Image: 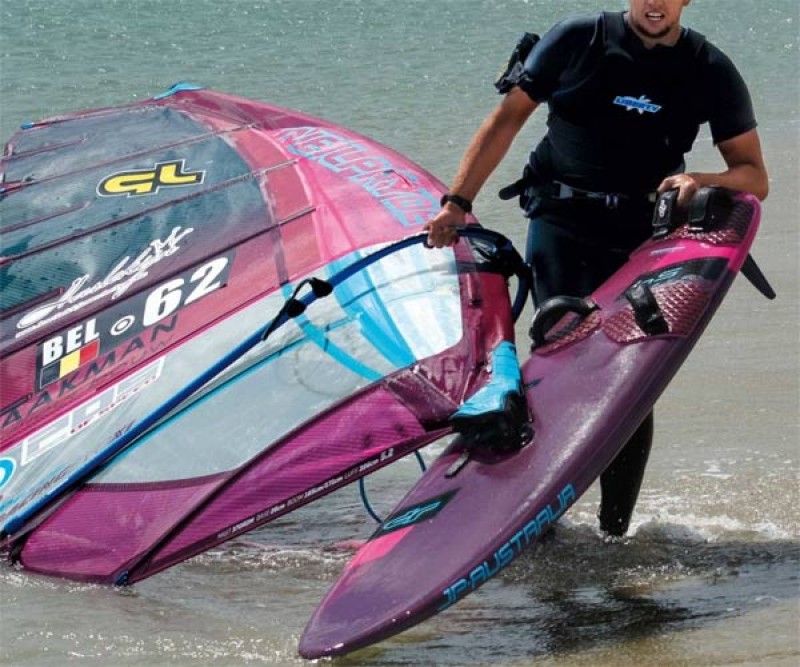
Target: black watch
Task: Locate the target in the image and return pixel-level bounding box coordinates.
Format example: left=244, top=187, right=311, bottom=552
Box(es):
left=440, top=193, right=473, bottom=213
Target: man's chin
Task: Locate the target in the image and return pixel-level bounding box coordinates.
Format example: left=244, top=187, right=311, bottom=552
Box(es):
left=632, top=20, right=673, bottom=40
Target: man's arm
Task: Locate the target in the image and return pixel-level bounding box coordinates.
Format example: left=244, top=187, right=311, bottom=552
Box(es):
left=659, top=128, right=769, bottom=206
left=425, top=88, right=540, bottom=247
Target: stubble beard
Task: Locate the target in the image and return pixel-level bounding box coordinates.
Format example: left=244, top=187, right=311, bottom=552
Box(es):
left=630, top=17, right=674, bottom=41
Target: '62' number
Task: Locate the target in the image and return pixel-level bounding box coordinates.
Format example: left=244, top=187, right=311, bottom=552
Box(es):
left=142, top=257, right=230, bottom=326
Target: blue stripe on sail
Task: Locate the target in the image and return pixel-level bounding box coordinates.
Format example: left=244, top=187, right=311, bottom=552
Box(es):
left=279, top=283, right=385, bottom=382
left=327, top=250, right=416, bottom=369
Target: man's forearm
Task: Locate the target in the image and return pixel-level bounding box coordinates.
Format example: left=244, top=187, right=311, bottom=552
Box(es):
left=448, top=90, right=539, bottom=203
left=689, top=163, right=769, bottom=201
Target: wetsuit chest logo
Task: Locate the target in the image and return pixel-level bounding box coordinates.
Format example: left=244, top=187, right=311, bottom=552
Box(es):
left=613, top=95, right=662, bottom=115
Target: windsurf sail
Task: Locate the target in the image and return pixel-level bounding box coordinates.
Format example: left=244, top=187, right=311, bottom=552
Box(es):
left=0, top=86, right=525, bottom=584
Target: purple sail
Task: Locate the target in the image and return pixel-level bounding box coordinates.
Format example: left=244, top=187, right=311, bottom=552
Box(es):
left=0, top=87, right=516, bottom=584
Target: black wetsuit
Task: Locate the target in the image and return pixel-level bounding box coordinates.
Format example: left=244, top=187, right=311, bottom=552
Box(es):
left=513, top=11, right=757, bottom=535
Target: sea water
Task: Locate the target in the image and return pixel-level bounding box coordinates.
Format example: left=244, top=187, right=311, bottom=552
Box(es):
left=1, top=1, right=798, bottom=665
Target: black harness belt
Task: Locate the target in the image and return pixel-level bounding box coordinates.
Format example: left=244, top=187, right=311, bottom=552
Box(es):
left=499, top=175, right=657, bottom=210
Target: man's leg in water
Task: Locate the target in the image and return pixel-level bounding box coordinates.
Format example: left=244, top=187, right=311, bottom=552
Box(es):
left=527, top=208, right=653, bottom=537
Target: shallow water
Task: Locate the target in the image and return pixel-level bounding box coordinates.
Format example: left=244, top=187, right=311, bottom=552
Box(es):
left=2, top=1, right=798, bottom=665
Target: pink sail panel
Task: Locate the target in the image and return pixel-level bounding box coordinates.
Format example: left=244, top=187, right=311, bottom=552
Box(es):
left=0, top=86, right=452, bottom=541
left=17, top=384, right=441, bottom=583
left=15, top=255, right=515, bottom=583
left=3, top=86, right=520, bottom=584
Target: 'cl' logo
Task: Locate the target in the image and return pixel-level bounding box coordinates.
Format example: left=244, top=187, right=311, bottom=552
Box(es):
left=98, top=159, right=205, bottom=197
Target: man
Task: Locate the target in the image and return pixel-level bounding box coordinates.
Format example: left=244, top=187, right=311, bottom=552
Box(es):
left=426, top=0, right=768, bottom=537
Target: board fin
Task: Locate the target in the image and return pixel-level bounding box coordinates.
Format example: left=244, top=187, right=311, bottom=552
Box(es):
left=741, top=254, right=776, bottom=300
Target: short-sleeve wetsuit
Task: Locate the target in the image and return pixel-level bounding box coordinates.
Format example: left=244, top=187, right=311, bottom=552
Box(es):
left=516, top=10, right=757, bottom=294
left=511, top=11, right=757, bottom=535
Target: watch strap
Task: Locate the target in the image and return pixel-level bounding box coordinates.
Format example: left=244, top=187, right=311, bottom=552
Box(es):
left=440, top=193, right=473, bottom=213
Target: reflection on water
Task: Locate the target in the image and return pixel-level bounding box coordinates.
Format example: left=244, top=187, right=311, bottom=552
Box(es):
left=334, top=520, right=799, bottom=666
left=1, top=490, right=798, bottom=666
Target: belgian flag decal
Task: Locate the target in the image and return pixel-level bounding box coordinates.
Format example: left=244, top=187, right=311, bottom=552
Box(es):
left=39, top=339, right=101, bottom=388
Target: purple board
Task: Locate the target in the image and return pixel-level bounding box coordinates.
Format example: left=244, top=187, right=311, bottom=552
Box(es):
left=299, top=193, right=764, bottom=658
